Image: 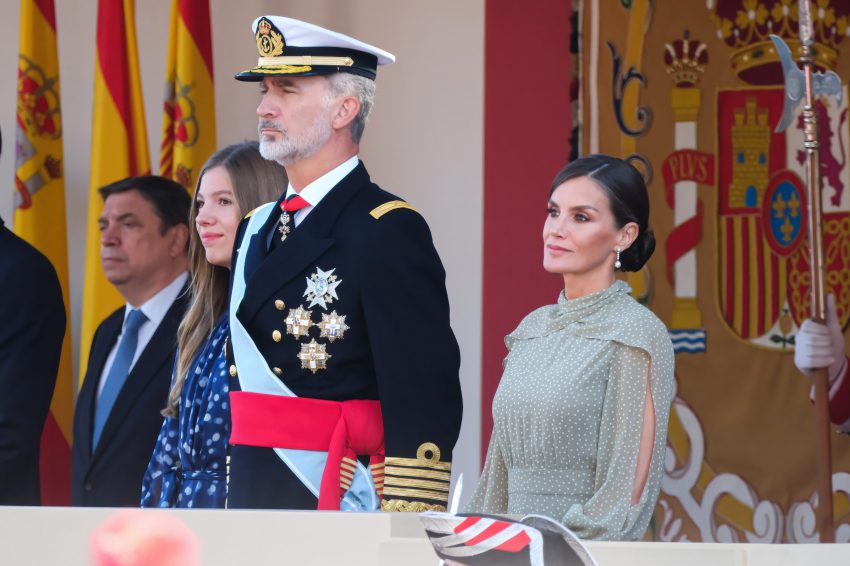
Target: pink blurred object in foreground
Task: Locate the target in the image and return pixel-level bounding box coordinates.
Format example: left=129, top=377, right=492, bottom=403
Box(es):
left=90, top=510, right=200, bottom=566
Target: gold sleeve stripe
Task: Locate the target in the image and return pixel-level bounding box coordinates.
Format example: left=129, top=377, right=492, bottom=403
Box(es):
left=384, top=477, right=449, bottom=492
left=340, top=469, right=354, bottom=481
left=382, top=487, right=449, bottom=503
left=381, top=499, right=446, bottom=512
left=384, top=466, right=451, bottom=482
left=385, top=457, right=451, bottom=471
left=369, top=200, right=418, bottom=219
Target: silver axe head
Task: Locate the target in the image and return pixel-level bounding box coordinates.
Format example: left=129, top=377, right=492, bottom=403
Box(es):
left=771, top=34, right=843, bottom=133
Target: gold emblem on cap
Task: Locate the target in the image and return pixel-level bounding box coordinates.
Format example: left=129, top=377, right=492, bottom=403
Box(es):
left=256, top=17, right=285, bottom=58
left=298, top=339, right=331, bottom=374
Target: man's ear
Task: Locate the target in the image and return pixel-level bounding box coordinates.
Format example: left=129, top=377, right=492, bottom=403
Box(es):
left=332, top=95, right=360, bottom=132
left=169, top=224, right=190, bottom=257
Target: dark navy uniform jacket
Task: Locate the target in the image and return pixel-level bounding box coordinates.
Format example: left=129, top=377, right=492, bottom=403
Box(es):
left=227, top=162, right=463, bottom=511
left=0, top=218, right=65, bottom=505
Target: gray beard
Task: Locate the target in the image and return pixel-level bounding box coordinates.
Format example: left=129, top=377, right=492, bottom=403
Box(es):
left=258, top=116, right=332, bottom=167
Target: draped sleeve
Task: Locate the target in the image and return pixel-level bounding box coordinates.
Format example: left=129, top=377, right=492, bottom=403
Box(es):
left=140, top=414, right=181, bottom=507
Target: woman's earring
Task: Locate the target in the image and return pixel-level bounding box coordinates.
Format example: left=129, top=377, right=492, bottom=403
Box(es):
left=614, top=247, right=622, bottom=270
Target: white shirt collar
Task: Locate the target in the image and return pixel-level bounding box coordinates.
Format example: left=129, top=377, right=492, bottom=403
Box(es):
left=284, top=155, right=360, bottom=206
left=125, top=271, right=188, bottom=327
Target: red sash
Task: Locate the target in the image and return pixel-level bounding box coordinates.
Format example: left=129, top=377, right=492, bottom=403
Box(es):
left=230, top=392, right=385, bottom=510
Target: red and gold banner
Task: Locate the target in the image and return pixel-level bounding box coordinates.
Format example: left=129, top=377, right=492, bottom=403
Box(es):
left=13, top=0, right=72, bottom=505
left=160, top=0, right=216, bottom=190
left=79, top=0, right=150, bottom=378
left=577, top=0, right=850, bottom=542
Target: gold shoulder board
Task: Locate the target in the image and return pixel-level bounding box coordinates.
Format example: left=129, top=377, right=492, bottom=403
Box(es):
left=370, top=200, right=418, bottom=219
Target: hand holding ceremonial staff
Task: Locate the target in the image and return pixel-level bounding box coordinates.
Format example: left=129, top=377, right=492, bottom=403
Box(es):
left=771, top=0, right=844, bottom=543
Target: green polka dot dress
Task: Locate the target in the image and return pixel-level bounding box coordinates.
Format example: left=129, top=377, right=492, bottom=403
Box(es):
left=466, top=280, right=675, bottom=541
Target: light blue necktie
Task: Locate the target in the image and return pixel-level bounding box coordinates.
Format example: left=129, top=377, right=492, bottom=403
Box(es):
left=93, top=308, right=147, bottom=448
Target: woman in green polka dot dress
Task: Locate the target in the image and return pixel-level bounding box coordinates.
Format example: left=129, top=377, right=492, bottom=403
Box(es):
left=467, top=154, right=675, bottom=541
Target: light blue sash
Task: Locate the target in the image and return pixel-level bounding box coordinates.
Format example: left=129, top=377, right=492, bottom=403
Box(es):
left=229, top=203, right=378, bottom=511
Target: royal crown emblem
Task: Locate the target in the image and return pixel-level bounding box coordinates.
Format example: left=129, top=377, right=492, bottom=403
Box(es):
left=664, top=31, right=709, bottom=87
left=256, top=17, right=285, bottom=58
left=708, top=0, right=850, bottom=84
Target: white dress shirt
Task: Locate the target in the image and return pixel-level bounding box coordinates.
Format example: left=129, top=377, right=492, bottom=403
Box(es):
left=285, top=155, right=360, bottom=226
left=96, top=272, right=189, bottom=398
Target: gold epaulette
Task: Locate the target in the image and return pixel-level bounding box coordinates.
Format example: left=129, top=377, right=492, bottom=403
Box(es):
left=243, top=205, right=264, bottom=219
left=381, top=442, right=450, bottom=512
left=369, top=200, right=418, bottom=219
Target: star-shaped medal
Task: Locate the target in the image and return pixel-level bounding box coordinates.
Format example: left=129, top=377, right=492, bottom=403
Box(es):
left=298, top=339, right=331, bottom=374
left=285, top=306, right=314, bottom=339
left=318, top=311, right=349, bottom=342
left=304, top=267, right=342, bottom=309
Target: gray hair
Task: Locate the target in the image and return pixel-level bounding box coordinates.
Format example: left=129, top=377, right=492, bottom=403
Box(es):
left=325, top=73, right=375, bottom=143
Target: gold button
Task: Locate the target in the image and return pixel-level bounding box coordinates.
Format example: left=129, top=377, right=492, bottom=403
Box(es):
left=273, top=367, right=282, bottom=376
left=229, top=365, right=237, bottom=377
left=272, top=330, right=282, bottom=342
left=275, top=299, right=285, bottom=310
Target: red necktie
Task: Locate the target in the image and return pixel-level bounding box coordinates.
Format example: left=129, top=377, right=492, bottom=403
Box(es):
left=282, top=194, right=310, bottom=213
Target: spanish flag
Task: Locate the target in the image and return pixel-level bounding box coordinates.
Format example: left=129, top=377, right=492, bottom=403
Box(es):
left=79, top=0, right=150, bottom=378
left=13, top=0, right=72, bottom=505
left=160, top=0, right=216, bottom=190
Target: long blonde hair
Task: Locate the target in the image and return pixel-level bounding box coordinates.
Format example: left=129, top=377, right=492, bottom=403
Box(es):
left=163, top=141, right=287, bottom=417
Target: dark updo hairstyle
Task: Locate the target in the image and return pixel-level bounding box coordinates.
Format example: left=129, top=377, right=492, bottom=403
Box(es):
left=549, top=154, right=656, bottom=272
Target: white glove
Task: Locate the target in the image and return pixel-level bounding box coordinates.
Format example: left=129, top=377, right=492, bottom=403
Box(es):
left=794, top=294, right=847, bottom=383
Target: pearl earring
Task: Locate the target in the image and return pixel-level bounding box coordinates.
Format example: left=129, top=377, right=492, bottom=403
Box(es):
left=614, top=247, right=622, bottom=270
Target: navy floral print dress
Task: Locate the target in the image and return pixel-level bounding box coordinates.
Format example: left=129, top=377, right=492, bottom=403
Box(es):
left=141, top=314, right=230, bottom=508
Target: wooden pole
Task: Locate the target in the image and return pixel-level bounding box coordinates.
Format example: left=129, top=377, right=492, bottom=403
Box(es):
left=798, top=0, right=834, bottom=543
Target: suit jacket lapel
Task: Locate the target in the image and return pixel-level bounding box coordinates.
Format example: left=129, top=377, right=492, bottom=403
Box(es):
left=91, top=289, right=190, bottom=460
left=77, top=310, right=123, bottom=459
left=236, top=163, right=370, bottom=324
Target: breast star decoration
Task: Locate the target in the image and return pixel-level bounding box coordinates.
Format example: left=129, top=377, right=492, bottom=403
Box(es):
left=304, top=267, right=341, bottom=309
left=298, top=339, right=331, bottom=374
left=285, top=306, right=314, bottom=339
left=318, top=311, right=349, bottom=342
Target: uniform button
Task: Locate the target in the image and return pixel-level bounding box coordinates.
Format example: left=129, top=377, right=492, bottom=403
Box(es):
left=275, top=299, right=285, bottom=310
left=272, top=330, right=282, bottom=342
left=84, top=482, right=93, bottom=492
left=229, top=365, right=237, bottom=377
left=273, top=367, right=282, bottom=376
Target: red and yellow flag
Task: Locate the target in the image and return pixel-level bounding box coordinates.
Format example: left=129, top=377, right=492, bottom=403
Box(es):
left=13, top=0, right=72, bottom=505
left=80, top=0, right=150, bottom=378
left=160, top=0, right=216, bottom=190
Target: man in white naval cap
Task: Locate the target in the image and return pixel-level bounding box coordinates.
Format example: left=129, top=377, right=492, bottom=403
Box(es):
left=226, top=15, right=463, bottom=512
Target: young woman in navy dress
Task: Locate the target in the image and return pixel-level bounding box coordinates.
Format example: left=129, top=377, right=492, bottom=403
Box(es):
left=141, top=142, right=286, bottom=507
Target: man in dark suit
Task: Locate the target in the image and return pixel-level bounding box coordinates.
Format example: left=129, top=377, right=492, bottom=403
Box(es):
left=0, top=216, right=65, bottom=505
left=72, top=176, right=190, bottom=506
left=226, top=16, right=463, bottom=512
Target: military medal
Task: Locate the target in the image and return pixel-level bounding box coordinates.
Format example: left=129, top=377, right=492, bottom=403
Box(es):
left=278, top=211, right=291, bottom=242
left=304, top=267, right=342, bottom=309
left=318, top=311, right=349, bottom=342
left=298, top=339, right=331, bottom=374
left=285, top=306, right=314, bottom=339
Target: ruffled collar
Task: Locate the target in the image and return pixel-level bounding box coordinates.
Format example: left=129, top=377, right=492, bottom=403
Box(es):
left=553, top=279, right=632, bottom=324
